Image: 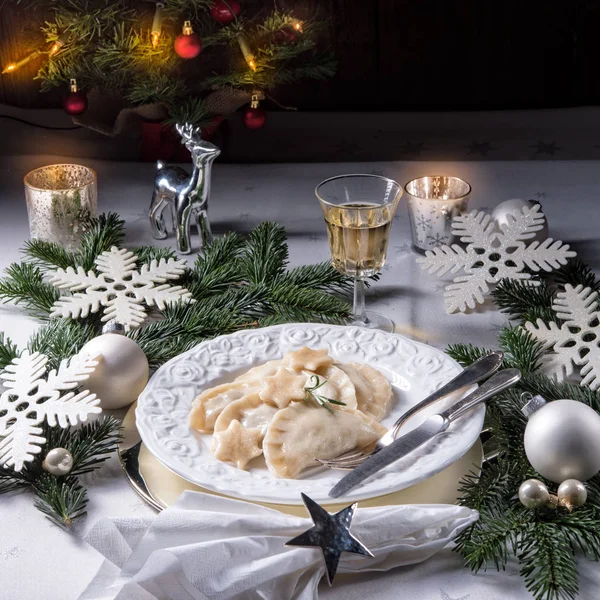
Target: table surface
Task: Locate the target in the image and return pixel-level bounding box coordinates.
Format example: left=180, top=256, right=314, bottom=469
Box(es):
left=1, top=155, right=599, bottom=600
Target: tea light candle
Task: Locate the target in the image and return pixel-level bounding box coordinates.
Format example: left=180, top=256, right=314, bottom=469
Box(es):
left=404, top=175, right=471, bottom=253
left=24, top=164, right=97, bottom=250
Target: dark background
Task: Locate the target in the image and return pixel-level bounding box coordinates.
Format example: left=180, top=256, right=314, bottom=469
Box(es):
left=1, top=0, right=598, bottom=112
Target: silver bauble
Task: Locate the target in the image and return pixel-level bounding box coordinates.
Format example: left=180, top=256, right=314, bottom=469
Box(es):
left=80, top=333, right=149, bottom=410
left=42, top=447, right=74, bottom=476
left=524, top=399, right=600, bottom=483
left=518, top=479, right=550, bottom=509
left=557, top=479, right=587, bottom=510
left=491, top=199, right=549, bottom=243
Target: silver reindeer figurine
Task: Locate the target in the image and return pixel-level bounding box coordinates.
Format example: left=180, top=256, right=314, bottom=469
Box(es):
left=149, top=123, right=221, bottom=254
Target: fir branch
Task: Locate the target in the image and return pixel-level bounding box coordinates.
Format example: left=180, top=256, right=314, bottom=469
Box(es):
left=0, top=332, right=20, bottom=370
left=76, top=213, right=126, bottom=270
left=492, top=279, right=555, bottom=324
left=267, top=283, right=350, bottom=324
left=498, top=326, right=546, bottom=373
left=456, top=505, right=526, bottom=573
left=23, top=239, right=77, bottom=271
left=164, top=97, right=212, bottom=127
left=33, top=474, right=88, bottom=528
left=133, top=245, right=178, bottom=266
left=242, top=222, right=288, bottom=285
left=520, top=372, right=600, bottom=413
left=446, top=343, right=490, bottom=368
left=127, top=71, right=187, bottom=105
left=280, top=262, right=352, bottom=294
left=270, top=54, right=337, bottom=85
left=0, top=262, right=60, bottom=317
left=554, top=257, right=600, bottom=292
left=28, top=319, right=98, bottom=370
left=64, top=416, right=121, bottom=475
left=1, top=416, right=120, bottom=526
left=518, top=521, right=580, bottom=600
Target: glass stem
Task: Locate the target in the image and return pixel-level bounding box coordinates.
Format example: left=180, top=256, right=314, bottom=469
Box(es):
left=353, top=278, right=369, bottom=325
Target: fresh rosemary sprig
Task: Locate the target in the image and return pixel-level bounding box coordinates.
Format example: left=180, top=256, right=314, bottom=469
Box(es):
left=303, top=375, right=346, bottom=414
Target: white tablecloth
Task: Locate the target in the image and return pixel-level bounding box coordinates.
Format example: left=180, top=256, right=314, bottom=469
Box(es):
left=1, top=155, right=599, bottom=600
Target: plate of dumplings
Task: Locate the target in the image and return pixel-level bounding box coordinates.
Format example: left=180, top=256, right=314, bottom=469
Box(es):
left=136, top=324, right=485, bottom=504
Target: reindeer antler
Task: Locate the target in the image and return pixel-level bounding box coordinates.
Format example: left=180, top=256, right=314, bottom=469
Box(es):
left=176, top=122, right=203, bottom=145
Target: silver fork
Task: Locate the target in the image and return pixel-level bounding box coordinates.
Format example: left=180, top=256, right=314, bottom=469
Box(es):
left=317, top=351, right=503, bottom=470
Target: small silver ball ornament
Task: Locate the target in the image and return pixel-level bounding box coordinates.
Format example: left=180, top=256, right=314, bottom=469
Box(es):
left=557, top=479, right=587, bottom=511
left=491, top=199, right=549, bottom=243
left=519, top=479, right=550, bottom=508
left=42, top=447, right=74, bottom=476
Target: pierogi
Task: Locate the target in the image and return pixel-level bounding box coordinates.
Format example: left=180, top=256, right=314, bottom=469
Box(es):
left=189, top=346, right=393, bottom=478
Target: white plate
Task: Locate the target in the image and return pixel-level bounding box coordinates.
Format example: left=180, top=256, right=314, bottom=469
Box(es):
left=136, top=324, right=484, bottom=505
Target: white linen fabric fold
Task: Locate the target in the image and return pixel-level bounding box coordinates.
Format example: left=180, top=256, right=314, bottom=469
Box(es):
left=78, top=491, right=478, bottom=600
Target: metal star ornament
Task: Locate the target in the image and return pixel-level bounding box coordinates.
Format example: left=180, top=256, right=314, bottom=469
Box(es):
left=285, top=493, right=373, bottom=585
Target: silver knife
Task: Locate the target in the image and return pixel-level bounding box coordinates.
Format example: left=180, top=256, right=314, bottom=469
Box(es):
left=328, top=368, right=521, bottom=498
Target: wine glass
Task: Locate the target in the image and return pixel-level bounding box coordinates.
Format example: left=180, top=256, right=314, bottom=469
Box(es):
left=316, top=174, right=402, bottom=332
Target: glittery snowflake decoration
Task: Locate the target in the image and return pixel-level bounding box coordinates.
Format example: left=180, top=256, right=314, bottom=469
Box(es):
left=417, top=205, right=576, bottom=313
left=526, top=284, right=600, bottom=390
left=0, top=351, right=101, bottom=471
left=49, top=247, right=192, bottom=331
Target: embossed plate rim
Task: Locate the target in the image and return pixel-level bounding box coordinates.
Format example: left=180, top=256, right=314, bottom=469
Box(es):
left=136, top=323, right=484, bottom=505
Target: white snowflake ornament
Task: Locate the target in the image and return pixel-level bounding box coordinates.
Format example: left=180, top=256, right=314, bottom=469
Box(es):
left=417, top=205, right=576, bottom=313
left=0, top=351, right=101, bottom=471
left=526, top=284, right=600, bottom=390
left=49, top=247, right=192, bottom=331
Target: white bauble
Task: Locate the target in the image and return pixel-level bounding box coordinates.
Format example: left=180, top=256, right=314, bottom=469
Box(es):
left=491, top=199, right=549, bottom=243
left=524, top=399, right=600, bottom=483
left=80, top=333, right=149, bottom=409
left=518, top=479, right=550, bottom=509
left=557, top=479, right=587, bottom=510
left=43, top=447, right=74, bottom=476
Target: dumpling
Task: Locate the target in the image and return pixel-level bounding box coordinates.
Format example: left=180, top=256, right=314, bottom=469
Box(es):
left=189, top=381, right=258, bottom=432
left=258, top=367, right=308, bottom=408
left=211, top=420, right=263, bottom=469
left=234, top=359, right=285, bottom=383
left=283, top=347, right=334, bottom=373
left=336, top=362, right=392, bottom=421
left=258, top=365, right=357, bottom=410
left=263, top=403, right=387, bottom=478
left=305, top=365, right=357, bottom=411
left=214, top=393, right=278, bottom=439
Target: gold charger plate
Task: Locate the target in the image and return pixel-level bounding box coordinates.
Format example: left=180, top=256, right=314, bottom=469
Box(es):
left=121, top=402, right=483, bottom=517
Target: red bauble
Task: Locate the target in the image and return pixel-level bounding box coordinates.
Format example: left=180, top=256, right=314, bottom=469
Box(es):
left=174, top=32, right=202, bottom=58
left=274, top=28, right=297, bottom=45
left=210, top=0, right=241, bottom=24
left=243, top=106, right=266, bottom=129
left=63, top=90, right=88, bottom=116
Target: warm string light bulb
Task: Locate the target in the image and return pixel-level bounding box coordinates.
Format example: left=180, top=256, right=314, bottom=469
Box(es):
left=237, top=35, right=256, bottom=71
left=292, top=20, right=303, bottom=32
left=49, top=35, right=67, bottom=57
left=2, top=50, right=42, bottom=74
left=151, top=1, right=164, bottom=48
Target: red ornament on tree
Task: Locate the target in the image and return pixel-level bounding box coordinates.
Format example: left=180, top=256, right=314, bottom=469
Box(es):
left=274, top=27, right=297, bottom=45
left=243, top=94, right=266, bottom=129
left=174, top=20, right=202, bottom=59
left=63, top=78, right=87, bottom=116
left=210, top=0, right=241, bottom=25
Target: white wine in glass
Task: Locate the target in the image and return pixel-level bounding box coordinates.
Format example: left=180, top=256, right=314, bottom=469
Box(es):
left=316, top=175, right=402, bottom=332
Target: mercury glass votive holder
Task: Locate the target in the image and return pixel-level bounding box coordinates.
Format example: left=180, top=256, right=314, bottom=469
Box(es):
left=405, top=175, right=471, bottom=253
left=24, top=164, right=97, bottom=250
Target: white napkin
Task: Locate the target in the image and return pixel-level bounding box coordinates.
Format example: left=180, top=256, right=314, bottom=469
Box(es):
left=79, top=491, right=478, bottom=600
